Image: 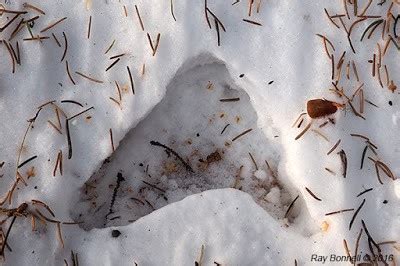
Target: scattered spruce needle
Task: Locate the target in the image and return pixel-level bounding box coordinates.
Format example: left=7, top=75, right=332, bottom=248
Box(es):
left=170, top=0, right=177, bottom=21
left=87, top=15, right=92, bottom=39
left=17, top=155, right=37, bottom=168
left=284, top=195, right=299, bottom=218
left=65, top=61, right=76, bottom=85
left=105, top=58, right=121, bottom=72
left=40, top=17, right=67, bottom=33
left=75, top=71, right=103, bottom=83
left=356, top=187, right=373, bottom=197
left=349, top=199, right=365, bottom=230
left=23, top=3, right=45, bottom=15
left=127, top=66, right=135, bottom=94
left=52, top=33, right=62, bottom=47
left=135, top=5, right=145, bottom=31
left=242, top=18, right=262, bottom=26
left=305, top=187, right=322, bottom=201
left=232, top=128, right=253, bottom=142
left=327, top=139, right=341, bottom=155
left=104, top=39, right=115, bottom=54
left=295, top=122, right=311, bottom=140
left=61, top=32, right=68, bottom=62
left=325, top=208, right=354, bottom=216
left=109, top=128, right=115, bottom=152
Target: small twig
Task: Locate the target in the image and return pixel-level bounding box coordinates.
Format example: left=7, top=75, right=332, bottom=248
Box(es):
left=150, top=141, right=194, bottom=172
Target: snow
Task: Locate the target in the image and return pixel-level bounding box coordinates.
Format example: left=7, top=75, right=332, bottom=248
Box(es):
left=0, top=0, right=399, bottom=265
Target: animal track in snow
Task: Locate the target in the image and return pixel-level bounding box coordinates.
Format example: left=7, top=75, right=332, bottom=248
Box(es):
left=72, top=60, right=297, bottom=230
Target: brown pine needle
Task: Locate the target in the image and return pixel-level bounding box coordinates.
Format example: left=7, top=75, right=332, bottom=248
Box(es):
left=324, top=8, right=340, bottom=29
left=109, top=128, right=115, bottom=152
left=23, top=3, right=45, bottom=15
left=232, top=128, right=253, bottom=142
left=105, top=58, right=120, bottom=72
left=248, top=152, right=258, bottom=170
left=52, top=33, right=61, bottom=47
left=48, top=120, right=62, bottom=134
left=337, top=149, right=348, bottom=178
left=360, top=0, right=372, bottom=16
left=352, top=60, right=359, bottom=82
left=311, top=129, right=329, bottom=142
left=65, top=60, right=76, bottom=85
left=75, top=71, right=103, bottom=83
left=23, top=36, right=50, bottom=41
left=127, top=66, right=135, bottom=94
left=325, top=208, right=354, bottom=216
left=152, top=33, right=161, bottom=56
left=53, top=151, right=62, bottom=176
left=123, top=5, right=128, bottom=17
left=135, top=5, right=145, bottom=31
left=109, top=53, right=125, bottom=60
left=104, top=39, right=115, bottom=54
left=61, top=32, right=68, bottom=62
left=115, top=81, right=122, bottom=101
left=327, top=139, right=341, bottom=155
left=384, top=65, right=389, bottom=87
left=141, top=63, right=146, bottom=76
left=4, top=41, right=15, bottom=73
left=295, top=122, right=312, bottom=140
left=242, top=18, right=262, bottom=26
left=292, top=113, right=306, bottom=127
left=146, top=33, right=155, bottom=52
left=343, top=0, right=350, bottom=19
left=170, top=0, right=177, bottom=21
left=87, top=15, right=92, bottom=39
left=305, top=187, right=322, bottom=201
left=349, top=199, right=365, bottom=230
left=248, top=0, right=254, bottom=16
left=325, top=167, right=336, bottom=175
left=40, top=17, right=67, bottom=33
left=343, top=239, right=352, bottom=263
left=284, top=195, right=299, bottom=218
left=32, top=200, right=56, bottom=217
left=56, top=222, right=65, bottom=248
left=109, top=97, right=122, bottom=109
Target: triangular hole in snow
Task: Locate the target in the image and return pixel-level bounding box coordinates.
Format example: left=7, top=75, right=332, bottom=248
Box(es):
left=71, top=58, right=297, bottom=230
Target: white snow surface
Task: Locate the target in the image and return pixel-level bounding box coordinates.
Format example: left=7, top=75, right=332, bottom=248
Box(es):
left=0, top=0, right=399, bottom=265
